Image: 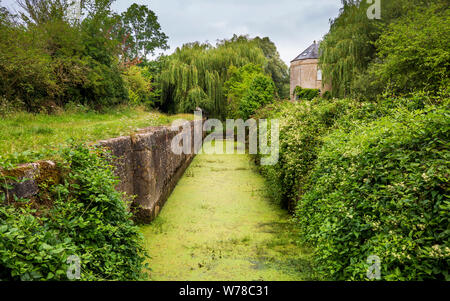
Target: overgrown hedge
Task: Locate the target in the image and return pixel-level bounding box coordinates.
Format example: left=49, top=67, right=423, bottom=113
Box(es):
left=298, top=104, right=449, bottom=280
left=254, top=95, right=449, bottom=280
left=293, top=86, right=320, bottom=101
left=0, top=144, right=148, bottom=281
left=253, top=98, right=363, bottom=210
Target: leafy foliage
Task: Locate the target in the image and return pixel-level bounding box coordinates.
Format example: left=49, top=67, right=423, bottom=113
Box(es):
left=0, top=0, right=168, bottom=112
left=254, top=95, right=450, bottom=280
left=320, top=0, right=449, bottom=99
left=297, top=101, right=450, bottom=280
left=158, top=35, right=288, bottom=118
left=293, top=86, right=320, bottom=101
left=253, top=98, right=362, bottom=210
left=16, top=0, right=72, bottom=25
left=319, top=0, right=378, bottom=98
left=368, top=3, right=450, bottom=96
left=252, top=36, right=289, bottom=98
left=122, top=65, right=155, bottom=107
left=224, top=63, right=275, bottom=119
left=238, top=74, right=275, bottom=120
left=0, top=205, right=77, bottom=280
left=120, top=3, right=169, bottom=60
left=159, top=39, right=267, bottom=118
left=0, top=144, right=148, bottom=280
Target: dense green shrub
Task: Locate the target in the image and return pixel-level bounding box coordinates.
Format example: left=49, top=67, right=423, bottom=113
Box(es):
left=0, top=204, right=79, bottom=281
left=0, top=1, right=168, bottom=112
left=293, top=86, right=320, bottom=101
left=297, top=103, right=449, bottom=280
left=238, top=74, right=275, bottom=120
left=0, top=144, right=148, bottom=280
left=122, top=66, right=152, bottom=106
left=0, top=23, right=58, bottom=111
left=224, top=64, right=263, bottom=119
left=254, top=94, right=449, bottom=280
left=322, top=91, right=332, bottom=100
left=253, top=98, right=361, bottom=210
left=82, top=60, right=128, bottom=108
left=224, top=64, right=275, bottom=119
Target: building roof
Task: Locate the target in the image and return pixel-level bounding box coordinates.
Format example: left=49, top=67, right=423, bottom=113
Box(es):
left=291, top=41, right=319, bottom=62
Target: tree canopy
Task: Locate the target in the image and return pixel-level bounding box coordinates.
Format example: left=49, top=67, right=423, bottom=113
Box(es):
left=370, top=3, right=449, bottom=95
left=157, top=35, right=286, bottom=119
left=120, top=3, right=169, bottom=60
left=319, top=0, right=449, bottom=99
left=319, top=0, right=378, bottom=98
left=158, top=38, right=267, bottom=118
left=0, top=0, right=169, bottom=111
left=224, top=63, right=275, bottom=119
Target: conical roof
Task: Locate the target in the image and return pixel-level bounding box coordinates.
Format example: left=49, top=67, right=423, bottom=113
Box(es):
left=291, top=41, right=319, bottom=62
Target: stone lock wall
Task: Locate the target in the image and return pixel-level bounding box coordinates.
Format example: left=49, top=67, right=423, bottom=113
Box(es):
left=2, top=119, right=204, bottom=223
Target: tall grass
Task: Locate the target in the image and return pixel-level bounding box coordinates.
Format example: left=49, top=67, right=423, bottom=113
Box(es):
left=0, top=106, right=193, bottom=164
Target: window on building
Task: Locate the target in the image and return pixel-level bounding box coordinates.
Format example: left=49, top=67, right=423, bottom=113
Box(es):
left=317, top=68, right=322, bottom=81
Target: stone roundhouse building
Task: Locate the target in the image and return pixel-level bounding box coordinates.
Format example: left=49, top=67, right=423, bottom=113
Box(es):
left=290, top=41, right=329, bottom=100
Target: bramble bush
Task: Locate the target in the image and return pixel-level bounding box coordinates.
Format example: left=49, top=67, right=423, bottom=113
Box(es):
left=254, top=94, right=449, bottom=280
left=293, top=86, right=320, bottom=101
left=297, top=103, right=449, bottom=280
left=0, top=144, right=148, bottom=281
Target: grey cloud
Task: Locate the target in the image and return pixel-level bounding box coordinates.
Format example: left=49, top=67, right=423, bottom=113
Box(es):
left=112, top=0, right=341, bottom=63
left=2, top=0, right=342, bottom=64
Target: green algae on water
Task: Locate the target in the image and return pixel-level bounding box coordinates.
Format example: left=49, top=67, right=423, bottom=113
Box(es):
left=140, top=141, right=313, bottom=281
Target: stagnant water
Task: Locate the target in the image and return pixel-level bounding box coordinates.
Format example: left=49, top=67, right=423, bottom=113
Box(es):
left=140, top=141, right=313, bottom=281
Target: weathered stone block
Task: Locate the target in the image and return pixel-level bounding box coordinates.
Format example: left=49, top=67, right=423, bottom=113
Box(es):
left=1, top=161, right=59, bottom=201
left=98, top=135, right=134, bottom=200
left=3, top=120, right=204, bottom=224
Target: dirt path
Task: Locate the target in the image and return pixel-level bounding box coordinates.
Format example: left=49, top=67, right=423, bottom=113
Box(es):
left=140, top=141, right=312, bottom=281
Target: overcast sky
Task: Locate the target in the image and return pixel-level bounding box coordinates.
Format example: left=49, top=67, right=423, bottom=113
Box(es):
left=2, top=0, right=342, bottom=65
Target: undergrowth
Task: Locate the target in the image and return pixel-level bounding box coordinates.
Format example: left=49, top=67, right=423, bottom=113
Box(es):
left=0, top=144, right=148, bottom=281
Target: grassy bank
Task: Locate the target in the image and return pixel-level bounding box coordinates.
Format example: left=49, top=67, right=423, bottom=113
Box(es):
left=141, top=141, right=313, bottom=281
left=0, top=106, right=193, bottom=163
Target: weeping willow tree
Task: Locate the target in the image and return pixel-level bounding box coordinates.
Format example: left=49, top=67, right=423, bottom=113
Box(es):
left=159, top=38, right=267, bottom=119
left=319, top=0, right=379, bottom=98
